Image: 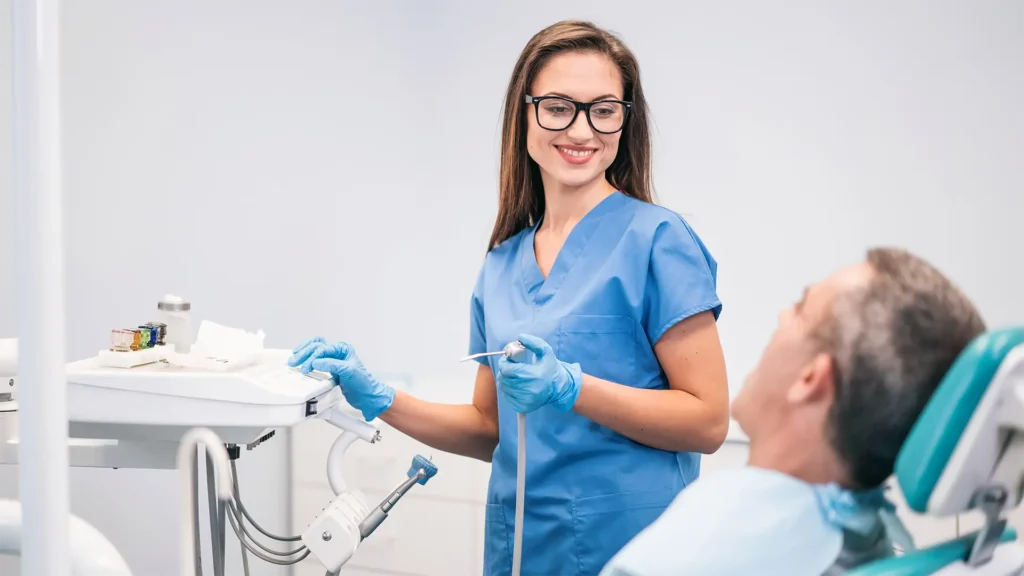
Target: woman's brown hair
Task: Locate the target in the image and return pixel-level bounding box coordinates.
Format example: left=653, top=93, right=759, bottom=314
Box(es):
left=488, top=20, right=654, bottom=250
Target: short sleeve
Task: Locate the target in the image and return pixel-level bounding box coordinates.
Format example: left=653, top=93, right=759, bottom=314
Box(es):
left=468, top=264, right=488, bottom=363
left=643, top=215, right=722, bottom=345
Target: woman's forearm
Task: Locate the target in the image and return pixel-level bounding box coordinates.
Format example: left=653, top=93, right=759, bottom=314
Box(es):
left=379, top=390, right=499, bottom=462
left=572, top=374, right=729, bottom=454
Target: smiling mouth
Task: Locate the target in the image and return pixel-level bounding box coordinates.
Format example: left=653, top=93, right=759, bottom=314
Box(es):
left=556, top=146, right=596, bottom=158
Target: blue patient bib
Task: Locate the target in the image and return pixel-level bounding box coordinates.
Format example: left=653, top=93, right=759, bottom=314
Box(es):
left=601, top=467, right=906, bottom=576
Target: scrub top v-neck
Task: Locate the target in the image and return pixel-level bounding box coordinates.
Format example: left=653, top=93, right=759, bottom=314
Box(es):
left=469, top=191, right=723, bottom=576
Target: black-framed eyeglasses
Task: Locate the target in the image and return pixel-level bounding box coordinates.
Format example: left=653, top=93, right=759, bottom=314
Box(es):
left=524, top=95, right=632, bottom=134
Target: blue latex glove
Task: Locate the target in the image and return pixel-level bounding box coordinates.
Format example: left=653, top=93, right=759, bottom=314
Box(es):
left=288, top=337, right=351, bottom=373
left=288, top=337, right=395, bottom=421
left=496, top=334, right=583, bottom=413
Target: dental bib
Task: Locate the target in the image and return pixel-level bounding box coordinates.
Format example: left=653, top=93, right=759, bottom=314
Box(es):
left=600, top=467, right=906, bottom=576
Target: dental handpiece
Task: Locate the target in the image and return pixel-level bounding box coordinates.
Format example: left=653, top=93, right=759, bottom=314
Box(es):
left=460, top=341, right=528, bottom=363
left=358, top=455, right=438, bottom=540
left=358, top=473, right=423, bottom=540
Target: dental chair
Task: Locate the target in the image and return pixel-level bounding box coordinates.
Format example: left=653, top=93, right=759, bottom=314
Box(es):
left=848, top=326, right=1024, bottom=575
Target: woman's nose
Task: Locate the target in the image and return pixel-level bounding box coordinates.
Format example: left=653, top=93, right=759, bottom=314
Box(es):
left=565, top=111, right=594, bottom=140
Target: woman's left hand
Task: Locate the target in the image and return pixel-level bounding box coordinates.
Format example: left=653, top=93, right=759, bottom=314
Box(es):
left=496, top=334, right=583, bottom=413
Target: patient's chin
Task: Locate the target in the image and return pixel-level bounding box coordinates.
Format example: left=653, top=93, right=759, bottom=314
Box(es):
left=730, top=393, right=751, bottom=429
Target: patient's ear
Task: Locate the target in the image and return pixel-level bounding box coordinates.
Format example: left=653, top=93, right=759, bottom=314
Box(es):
left=787, top=353, right=836, bottom=405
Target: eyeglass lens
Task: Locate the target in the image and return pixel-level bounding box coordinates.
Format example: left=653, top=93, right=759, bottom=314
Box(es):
left=536, top=98, right=626, bottom=133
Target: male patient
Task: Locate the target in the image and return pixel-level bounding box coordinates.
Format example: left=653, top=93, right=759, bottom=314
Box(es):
left=601, top=247, right=986, bottom=576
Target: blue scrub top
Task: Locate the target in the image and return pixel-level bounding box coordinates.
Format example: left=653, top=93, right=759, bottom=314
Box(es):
left=469, top=191, right=722, bottom=576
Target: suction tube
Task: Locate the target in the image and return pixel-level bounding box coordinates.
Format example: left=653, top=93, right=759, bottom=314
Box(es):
left=463, top=341, right=529, bottom=576
left=504, top=340, right=530, bottom=576
left=512, top=412, right=525, bottom=576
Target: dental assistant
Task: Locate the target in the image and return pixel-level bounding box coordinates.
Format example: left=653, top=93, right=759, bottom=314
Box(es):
left=289, top=20, right=730, bottom=576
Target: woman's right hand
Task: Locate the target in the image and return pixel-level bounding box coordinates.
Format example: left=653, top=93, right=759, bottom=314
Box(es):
left=288, top=337, right=396, bottom=421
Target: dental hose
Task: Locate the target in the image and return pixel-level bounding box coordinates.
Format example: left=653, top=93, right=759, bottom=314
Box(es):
left=463, top=341, right=529, bottom=576
left=512, top=411, right=526, bottom=576
left=505, top=341, right=529, bottom=576
left=189, top=440, right=309, bottom=573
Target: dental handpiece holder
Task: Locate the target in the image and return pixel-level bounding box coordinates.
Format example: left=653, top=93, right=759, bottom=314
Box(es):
left=303, top=401, right=438, bottom=573
left=301, top=454, right=438, bottom=574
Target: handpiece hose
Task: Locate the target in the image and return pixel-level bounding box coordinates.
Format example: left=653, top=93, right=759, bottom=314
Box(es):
left=460, top=341, right=529, bottom=576
left=512, top=412, right=526, bottom=576
left=506, top=341, right=528, bottom=576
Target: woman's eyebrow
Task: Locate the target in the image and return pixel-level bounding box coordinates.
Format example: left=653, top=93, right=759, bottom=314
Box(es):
left=541, top=91, right=622, bottom=101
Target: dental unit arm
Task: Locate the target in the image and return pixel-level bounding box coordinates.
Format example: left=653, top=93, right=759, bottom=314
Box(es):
left=850, top=327, right=1024, bottom=576
left=296, top=399, right=439, bottom=574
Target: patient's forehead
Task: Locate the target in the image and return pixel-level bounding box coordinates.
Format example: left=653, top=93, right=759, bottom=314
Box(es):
left=800, top=262, right=874, bottom=325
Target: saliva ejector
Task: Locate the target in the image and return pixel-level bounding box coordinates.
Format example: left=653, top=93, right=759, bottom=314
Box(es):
left=461, top=340, right=530, bottom=576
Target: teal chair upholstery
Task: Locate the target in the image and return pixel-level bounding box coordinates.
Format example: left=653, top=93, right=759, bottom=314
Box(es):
left=896, top=327, right=1024, bottom=514
left=847, top=529, right=1018, bottom=576
left=847, top=327, right=1024, bottom=575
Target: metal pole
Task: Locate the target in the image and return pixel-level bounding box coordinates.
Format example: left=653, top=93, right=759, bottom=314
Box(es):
left=12, top=0, right=70, bottom=574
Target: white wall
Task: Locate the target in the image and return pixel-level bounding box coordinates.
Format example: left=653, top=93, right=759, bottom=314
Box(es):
left=0, top=1, right=1021, bottom=575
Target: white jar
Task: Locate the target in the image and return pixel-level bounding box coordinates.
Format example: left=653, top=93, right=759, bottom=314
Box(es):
left=157, top=294, right=194, bottom=354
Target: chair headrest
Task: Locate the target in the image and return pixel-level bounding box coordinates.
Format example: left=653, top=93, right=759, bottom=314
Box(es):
left=895, top=326, right=1024, bottom=515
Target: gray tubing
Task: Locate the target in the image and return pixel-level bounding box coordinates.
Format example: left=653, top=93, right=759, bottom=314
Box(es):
left=234, top=495, right=302, bottom=541
left=229, top=457, right=300, bottom=542
left=192, top=449, right=203, bottom=576
left=224, top=501, right=311, bottom=566
left=512, top=412, right=525, bottom=576
left=232, top=476, right=302, bottom=541
left=206, top=450, right=226, bottom=576
left=224, top=462, right=306, bottom=558
left=217, top=487, right=226, bottom=574
left=227, top=501, right=307, bottom=557
left=193, top=444, right=307, bottom=571
left=230, top=460, right=251, bottom=576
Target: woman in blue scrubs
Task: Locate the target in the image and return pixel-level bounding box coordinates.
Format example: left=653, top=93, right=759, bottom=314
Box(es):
left=290, top=20, right=729, bottom=576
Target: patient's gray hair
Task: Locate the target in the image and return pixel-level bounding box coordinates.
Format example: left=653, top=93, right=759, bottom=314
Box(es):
left=814, top=247, right=986, bottom=489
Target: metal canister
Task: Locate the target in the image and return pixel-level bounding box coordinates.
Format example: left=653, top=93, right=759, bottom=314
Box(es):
left=157, top=295, right=193, bottom=354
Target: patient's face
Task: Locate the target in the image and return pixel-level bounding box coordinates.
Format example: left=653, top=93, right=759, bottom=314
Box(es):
left=733, top=263, right=873, bottom=438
